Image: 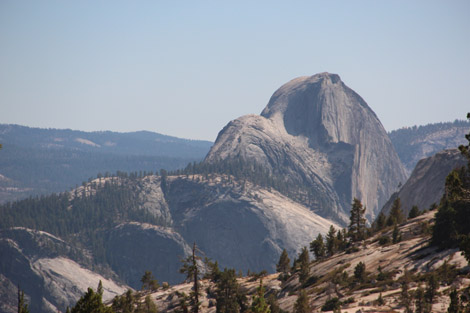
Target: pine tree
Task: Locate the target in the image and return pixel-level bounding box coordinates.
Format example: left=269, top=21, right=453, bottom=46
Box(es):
left=71, top=283, right=113, bottom=313
left=97, top=280, right=103, bottom=296
left=180, top=243, right=201, bottom=313
left=17, top=286, right=29, bottom=313
left=425, top=273, right=439, bottom=306
left=460, top=235, right=470, bottom=266
left=377, top=265, right=386, bottom=281
left=432, top=198, right=458, bottom=248
left=326, top=225, right=337, bottom=256
left=458, top=112, right=470, bottom=167
left=349, top=198, right=366, bottom=242
left=251, top=279, right=270, bottom=313
left=408, top=205, right=421, bottom=219
left=309, top=234, right=325, bottom=259
left=354, top=262, right=366, bottom=283
left=136, top=295, right=158, bottom=313
left=447, top=288, right=461, bottom=313
left=204, top=258, right=221, bottom=282
left=178, top=292, right=190, bottom=313
left=267, top=294, right=282, bottom=313
left=322, top=297, right=341, bottom=312
left=392, top=224, right=401, bottom=243
left=294, top=290, right=310, bottom=313
left=388, top=197, right=404, bottom=225
left=276, top=249, right=290, bottom=274
left=375, top=212, right=387, bottom=231
left=112, top=289, right=135, bottom=313
left=215, top=268, right=243, bottom=313
left=401, top=271, right=412, bottom=313
left=141, top=271, right=159, bottom=291
left=431, top=116, right=470, bottom=260
left=415, top=287, right=425, bottom=313
left=336, top=229, right=347, bottom=251
left=298, top=247, right=310, bottom=284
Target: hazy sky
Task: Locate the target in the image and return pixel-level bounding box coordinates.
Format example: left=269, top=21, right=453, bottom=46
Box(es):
left=1, top=1, right=469, bottom=141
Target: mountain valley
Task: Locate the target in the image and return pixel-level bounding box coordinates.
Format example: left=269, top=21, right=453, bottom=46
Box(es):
left=1, top=73, right=469, bottom=313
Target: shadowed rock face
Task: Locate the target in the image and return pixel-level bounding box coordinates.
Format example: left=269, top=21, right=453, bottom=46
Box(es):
left=206, top=73, right=406, bottom=222
left=381, top=149, right=467, bottom=217
left=105, top=222, right=192, bottom=288
left=0, top=228, right=128, bottom=313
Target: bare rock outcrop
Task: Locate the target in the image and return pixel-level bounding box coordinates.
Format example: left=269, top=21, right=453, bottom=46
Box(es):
left=164, top=175, right=339, bottom=274
left=381, top=149, right=467, bottom=217
left=206, top=73, right=406, bottom=222
left=0, top=228, right=128, bottom=313
left=0, top=172, right=341, bottom=313
left=146, top=211, right=469, bottom=313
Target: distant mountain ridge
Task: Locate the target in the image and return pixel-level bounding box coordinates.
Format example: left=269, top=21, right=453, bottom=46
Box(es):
left=0, top=124, right=212, bottom=157
left=0, top=124, right=213, bottom=203
left=389, top=119, right=469, bottom=174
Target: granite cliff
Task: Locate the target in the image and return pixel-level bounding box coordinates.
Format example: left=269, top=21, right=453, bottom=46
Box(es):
left=0, top=228, right=128, bottom=313
left=205, top=73, right=406, bottom=222
left=381, top=149, right=467, bottom=217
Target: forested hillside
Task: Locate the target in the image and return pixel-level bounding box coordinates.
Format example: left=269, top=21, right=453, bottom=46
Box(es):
left=0, top=124, right=212, bottom=203
left=76, top=120, right=470, bottom=313
left=0, top=176, right=167, bottom=265
left=0, top=169, right=338, bottom=312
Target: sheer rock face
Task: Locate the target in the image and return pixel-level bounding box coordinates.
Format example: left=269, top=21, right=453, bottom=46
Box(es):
left=206, top=73, right=406, bottom=221
left=0, top=228, right=128, bottom=313
left=381, top=149, right=467, bottom=217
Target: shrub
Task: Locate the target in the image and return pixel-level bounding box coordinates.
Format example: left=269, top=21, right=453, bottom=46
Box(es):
left=354, top=262, right=366, bottom=282
left=302, top=275, right=319, bottom=288
left=346, top=246, right=360, bottom=254
left=378, top=235, right=391, bottom=245
left=342, top=297, right=355, bottom=305
left=408, top=205, right=421, bottom=219
left=321, top=297, right=341, bottom=312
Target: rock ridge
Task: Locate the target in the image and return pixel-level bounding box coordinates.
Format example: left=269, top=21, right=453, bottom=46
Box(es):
left=205, top=73, right=406, bottom=221
left=381, top=148, right=467, bottom=217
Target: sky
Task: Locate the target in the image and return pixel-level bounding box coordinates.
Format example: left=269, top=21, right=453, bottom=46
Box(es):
left=1, top=1, right=469, bottom=141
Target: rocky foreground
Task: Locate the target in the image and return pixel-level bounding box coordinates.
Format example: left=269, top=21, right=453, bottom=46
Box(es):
left=135, top=210, right=468, bottom=313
